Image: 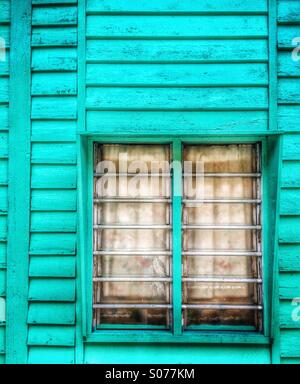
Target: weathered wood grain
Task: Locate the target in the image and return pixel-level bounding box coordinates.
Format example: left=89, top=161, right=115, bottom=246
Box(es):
left=31, top=120, right=76, bottom=142
left=32, top=97, right=77, bottom=119
left=32, top=6, right=77, bottom=26
left=279, top=244, right=300, bottom=272
left=28, top=303, right=75, bottom=325
left=31, top=189, right=77, bottom=211
left=281, top=162, right=300, bottom=188
left=28, top=278, right=75, bottom=301
left=32, top=48, right=77, bottom=71
left=279, top=273, right=300, bottom=299
left=87, top=15, right=268, bottom=38
left=31, top=143, right=77, bottom=164
left=28, top=325, right=75, bottom=346
left=31, top=164, right=76, bottom=188
left=29, top=256, right=75, bottom=278
left=32, top=27, right=77, bottom=46
left=28, top=346, right=74, bottom=364
left=30, top=233, right=76, bottom=255
left=30, top=212, right=76, bottom=233
left=278, top=0, right=300, bottom=24
left=281, top=330, right=300, bottom=357
left=279, top=300, right=300, bottom=328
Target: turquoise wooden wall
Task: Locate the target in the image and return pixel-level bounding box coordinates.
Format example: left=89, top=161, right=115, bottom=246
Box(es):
left=0, top=0, right=299, bottom=363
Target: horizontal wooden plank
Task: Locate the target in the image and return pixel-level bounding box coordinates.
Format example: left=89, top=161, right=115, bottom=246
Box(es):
left=32, top=97, right=77, bottom=119
left=32, top=73, right=77, bottom=96
left=0, top=159, right=8, bottom=184
left=31, top=120, right=76, bottom=142
left=282, top=162, right=300, bottom=188
left=28, top=303, right=75, bottom=325
left=278, top=51, right=300, bottom=77
left=282, top=134, right=300, bottom=160
left=278, top=79, right=300, bottom=104
left=31, top=212, right=76, bottom=232
left=0, top=243, right=6, bottom=265
left=30, top=233, right=76, bottom=255
left=278, top=0, right=300, bottom=24
left=31, top=189, right=77, bottom=211
left=0, top=297, right=5, bottom=323
left=0, top=326, right=4, bottom=354
left=279, top=244, right=300, bottom=272
left=87, top=15, right=268, bottom=38
left=280, top=300, right=300, bottom=328
left=28, top=278, right=75, bottom=301
left=32, top=6, right=77, bottom=26
left=279, top=106, right=300, bottom=132
left=86, top=63, right=268, bottom=86
left=28, top=346, right=74, bottom=364
left=0, top=77, right=8, bottom=103
left=0, top=52, right=9, bottom=75
left=87, top=39, right=268, bottom=63
left=31, top=165, right=76, bottom=189
left=87, top=111, right=268, bottom=134
left=0, top=132, right=8, bottom=158
left=0, top=187, right=7, bottom=214
left=33, top=0, right=77, bottom=4
left=32, top=48, right=77, bottom=71
left=278, top=26, right=300, bottom=49
left=279, top=216, right=300, bottom=243
left=281, top=330, right=300, bottom=357
left=28, top=325, right=75, bottom=346
left=281, top=189, right=300, bottom=215
left=279, top=272, right=300, bottom=299
left=0, top=106, right=8, bottom=131
left=0, top=0, right=10, bottom=23
left=30, top=256, right=75, bottom=278
left=86, top=87, right=268, bottom=110
left=32, top=27, right=77, bottom=47
left=87, top=0, right=267, bottom=14
left=282, top=357, right=300, bottom=364
left=0, top=217, right=7, bottom=242
left=31, top=143, right=77, bottom=164
left=0, top=268, right=5, bottom=296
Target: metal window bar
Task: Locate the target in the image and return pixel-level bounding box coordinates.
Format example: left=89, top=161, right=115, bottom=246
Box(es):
left=93, top=143, right=172, bottom=329
left=182, top=143, right=263, bottom=331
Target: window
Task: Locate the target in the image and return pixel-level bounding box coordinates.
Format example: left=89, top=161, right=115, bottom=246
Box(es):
left=92, top=142, right=263, bottom=332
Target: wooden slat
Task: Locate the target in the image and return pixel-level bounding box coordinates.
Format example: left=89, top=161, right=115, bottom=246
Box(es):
left=278, top=79, right=300, bottom=104
left=282, top=358, right=300, bottom=364
left=282, top=162, right=300, bottom=188
left=28, top=278, right=75, bottom=301
left=33, top=0, right=77, bottom=4
left=280, top=300, right=300, bottom=328
left=31, top=189, right=77, bottom=211
left=87, top=111, right=268, bottom=134
left=87, top=39, right=268, bottom=63
left=31, top=143, right=77, bottom=164
left=86, top=63, right=268, bottom=86
left=28, top=325, right=75, bottom=346
left=0, top=52, right=9, bottom=76
left=0, top=78, right=9, bottom=103
left=0, top=132, right=8, bottom=158
left=86, top=87, right=268, bottom=110
left=31, top=212, right=76, bottom=232
left=31, top=120, right=77, bottom=142
left=279, top=106, right=300, bottom=132
left=87, top=0, right=267, bottom=14
left=282, top=135, right=300, bottom=160
left=278, top=0, right=300, bottom=24
left=0, top=243, right=6, bottom=265
left=32, top=73, right=77, bottom=96
left=0, top=217, right=7, bottom=242
left=32, top=48, right=77, bottom=71
left=0, top=106, right=9, bottom=131
left=28, top=303, right=75, bottom=325
left=28, top=346, right=74, bottom=364
left=0, top=326, right=5, bottom=354
left=32, top=97, right=77, bottom=119
left=0, top=26, right=9, bottom=47
left=32, top=27, right=77, bottom=47
left=278, top=26, right=300, bottom=49
left=279, top=244, right=300, bottom=272
left=281, top=189, right=300, bottom=215
left=0, top=268, right=5, bottom=296
left=29, top=256, right=75, bottom=278
left=279, top=273, right=300, bottom=299
left=30, top=233, right=76, bottom=255
left=0, top=0, right=10, bottom=23
left=279, top=217, right=300, bottom=243
left=0, top=297, right=5, bottom=323
left=32, top=6, right=77, bottom=26
left=31, top=165, right=76, bottom=189
left=0, top=187, right=8, bottom=214
left=0, top=159, right=8, bottom=184
left=281, top=330, right=300, bottom=357
left=278, top=51, right=300, bottom=77
left=87, top=15, right=268, bottom=38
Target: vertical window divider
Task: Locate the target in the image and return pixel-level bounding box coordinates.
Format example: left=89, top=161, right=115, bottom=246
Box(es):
left=172, top=140, right=183, bottom=335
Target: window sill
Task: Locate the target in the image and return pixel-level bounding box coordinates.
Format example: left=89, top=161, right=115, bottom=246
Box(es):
left=85, top=331, right=270, bottom=345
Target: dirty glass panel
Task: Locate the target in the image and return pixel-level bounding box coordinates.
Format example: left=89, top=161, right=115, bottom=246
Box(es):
left=93, top=144, right=172, bottom=329
left=182, top=144, right=263, bottom=330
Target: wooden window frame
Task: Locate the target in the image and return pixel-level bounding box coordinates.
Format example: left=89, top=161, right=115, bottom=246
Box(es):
left=78, top=134, right=279, bottom=345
